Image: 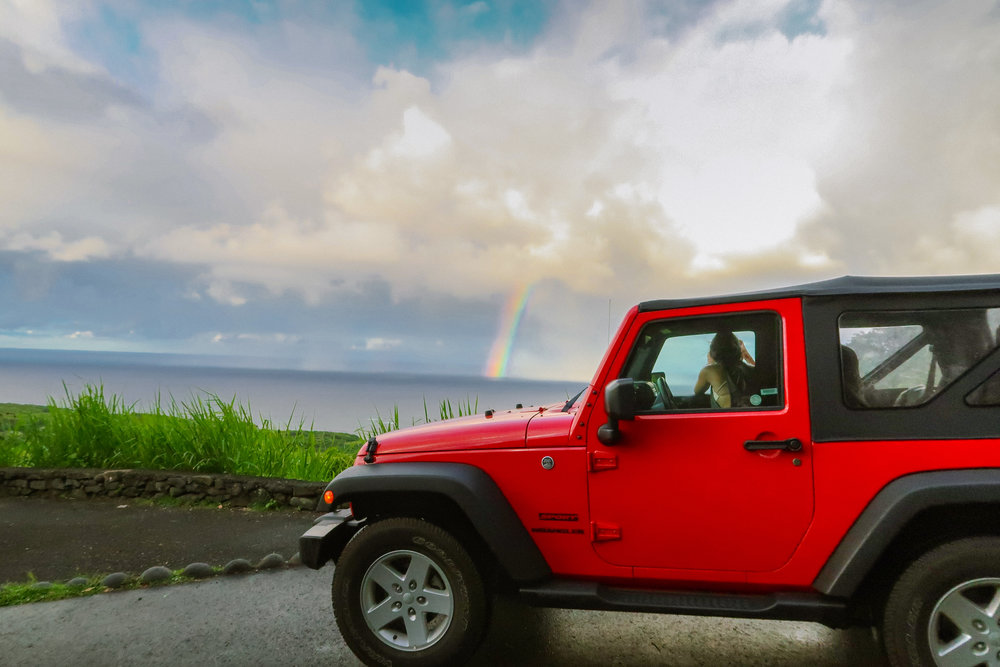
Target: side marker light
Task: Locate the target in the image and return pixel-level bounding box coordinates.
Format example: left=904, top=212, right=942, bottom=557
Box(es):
left=323, top=490, right=335, bottom=505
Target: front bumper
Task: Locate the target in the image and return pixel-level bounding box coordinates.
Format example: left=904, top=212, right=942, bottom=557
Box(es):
left=298, top=509, right=363, bottom=569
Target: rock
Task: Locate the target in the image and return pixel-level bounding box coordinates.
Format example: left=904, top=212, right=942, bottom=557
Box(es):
left=291, top=482, right=321, bottom=497
left=182, top=563, right=215, bottom=579
left=139, top=566, right=172, bottom=584
left=30, top=581, right=52, bottom=590
left=102, top=572, right=128, bottom=588
left=287, top=552, right=302, bottom=566
left=66, top=577, right=88, bottom=587
left=222, top=559, right=253, bottom=575
left=267, top=482, right=292, bottom=496
left=255, top=553, right=284, bottom=570
left=289, top=497, right=315, bottom=510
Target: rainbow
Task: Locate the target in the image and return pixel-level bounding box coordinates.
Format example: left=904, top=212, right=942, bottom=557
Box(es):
left=484, top=284, right=535, bottom=378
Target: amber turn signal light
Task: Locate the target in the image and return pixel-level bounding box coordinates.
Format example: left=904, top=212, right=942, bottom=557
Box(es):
left=323, top=490, right=334, bottom=505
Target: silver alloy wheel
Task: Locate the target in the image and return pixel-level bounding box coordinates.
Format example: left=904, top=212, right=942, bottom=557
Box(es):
left=928, top=577, right=1000, bottom=666
left=360, top=548, right=454, bottom=651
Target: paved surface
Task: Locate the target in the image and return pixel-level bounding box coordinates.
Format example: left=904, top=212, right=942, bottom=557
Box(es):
left=0, top=496, right=316, bottom=582
left=0, top=496, right=888, bottom=665
left=0, top=567, right=887, bottom=666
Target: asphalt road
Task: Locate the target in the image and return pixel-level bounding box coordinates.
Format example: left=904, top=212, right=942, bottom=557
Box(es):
left=0, top=496, right=316, bottom=583
left=1, top=566, right=887, bottom=666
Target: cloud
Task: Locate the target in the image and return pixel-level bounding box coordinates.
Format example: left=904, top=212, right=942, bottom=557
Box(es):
left=129, top=0, right=857, bottom=312
left=794, top=0, right=1000, bottom=275
left=1, top=0, right=999, bottom=380
left=3, top=231, right=111, bottom=262
left=355, top=338, right=403, bottom=352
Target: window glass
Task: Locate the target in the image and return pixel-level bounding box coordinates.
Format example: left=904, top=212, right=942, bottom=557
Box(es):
left=839, top=308, right=999, bottom=409
left=622, top=312, right=782, bottom=412
left=967, top=371, right=1000, bottom=406
left=967, top=308, right=1000, bottom=406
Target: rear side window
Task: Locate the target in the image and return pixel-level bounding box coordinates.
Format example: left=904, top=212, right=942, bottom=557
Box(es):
left=839, top=308, right=1000, bottom=409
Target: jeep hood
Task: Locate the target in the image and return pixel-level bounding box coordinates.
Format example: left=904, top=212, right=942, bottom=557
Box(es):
left=366, top=403, right=576, bottom=456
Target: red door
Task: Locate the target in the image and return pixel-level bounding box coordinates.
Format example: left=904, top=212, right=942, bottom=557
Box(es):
left=587, top=298, right=814, bottom=574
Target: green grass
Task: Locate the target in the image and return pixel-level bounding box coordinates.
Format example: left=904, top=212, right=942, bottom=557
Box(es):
left=358, top=395, right=480, bottom=440
left=0, top=385, right=358, bottom=481
left=2, top=386, right=481, bottom=481
left=0, top=569, right=220, bottom=607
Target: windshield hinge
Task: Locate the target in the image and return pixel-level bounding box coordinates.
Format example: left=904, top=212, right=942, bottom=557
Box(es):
left=363, top=437, right=379, bottom=464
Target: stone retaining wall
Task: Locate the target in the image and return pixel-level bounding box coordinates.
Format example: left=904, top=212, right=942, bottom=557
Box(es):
left=0, top=467, right=325, bottom=510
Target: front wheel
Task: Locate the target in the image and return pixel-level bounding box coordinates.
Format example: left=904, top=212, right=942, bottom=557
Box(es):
left=882, top=537, right=1000, bottom=667
left=332, top=517, right=488, bottom=666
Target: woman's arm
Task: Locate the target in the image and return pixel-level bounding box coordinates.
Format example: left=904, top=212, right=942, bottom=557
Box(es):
left=694, top=366, right=711, bottom=395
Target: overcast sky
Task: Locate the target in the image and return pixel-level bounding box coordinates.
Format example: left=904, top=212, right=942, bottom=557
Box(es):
left=1, top=0, right=998, bottom=381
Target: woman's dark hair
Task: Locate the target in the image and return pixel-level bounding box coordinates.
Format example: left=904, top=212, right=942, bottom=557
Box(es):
left=710, top=331, right=753, bottom=397
left=709, top=331, right=742, bottom=367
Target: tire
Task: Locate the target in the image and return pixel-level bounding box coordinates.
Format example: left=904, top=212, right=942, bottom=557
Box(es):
left=332, top=517, right=488, bottom=666
left=882, top=536, right=1000, bottom=667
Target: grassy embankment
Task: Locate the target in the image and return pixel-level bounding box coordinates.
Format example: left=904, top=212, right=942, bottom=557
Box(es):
left=0, top=387, right=479, bottom=483
left=0, top=386, right=359, bottom=482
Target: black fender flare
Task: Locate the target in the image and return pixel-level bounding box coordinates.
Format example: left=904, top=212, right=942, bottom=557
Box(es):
left=325, top=462, right=551, bottom=584
left=813, top=469, right=1000, bottom=597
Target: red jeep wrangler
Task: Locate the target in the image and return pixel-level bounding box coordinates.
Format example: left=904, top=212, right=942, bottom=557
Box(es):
left=301, top=275, right=1000, bottom=667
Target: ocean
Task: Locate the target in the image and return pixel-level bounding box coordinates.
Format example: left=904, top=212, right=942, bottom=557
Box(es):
left=0, top=349, right=588, bottom=434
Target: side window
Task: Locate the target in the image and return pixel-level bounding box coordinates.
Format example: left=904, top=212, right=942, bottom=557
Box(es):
left=839, top=308, right=1000, bottom=409
left=967, top=370, right=1000, bottom=406
left=621, top=312, right=783, bottom=412
left=967, top=309, right=1000, bottom=406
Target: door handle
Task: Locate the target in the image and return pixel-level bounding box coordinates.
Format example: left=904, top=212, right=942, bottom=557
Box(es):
left=744, top=438, right=802, bottom=452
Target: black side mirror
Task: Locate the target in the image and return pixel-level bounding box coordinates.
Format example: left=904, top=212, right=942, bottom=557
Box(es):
left=597, top=378, right=636, bottom=445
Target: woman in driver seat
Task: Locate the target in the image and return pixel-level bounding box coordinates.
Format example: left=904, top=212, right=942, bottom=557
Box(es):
left=694, top=331, right=756, bottom=408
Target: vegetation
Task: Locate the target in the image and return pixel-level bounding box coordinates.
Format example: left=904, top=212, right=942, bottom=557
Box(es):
left=358, top=395, right=479, bottom=440
left=0, top=386, right=358, bottom=481
left=0, top=569, right=218, bottom=607
left=2, top=384, right=483, bottom=482
left=2, top=387, right=483, bottom=480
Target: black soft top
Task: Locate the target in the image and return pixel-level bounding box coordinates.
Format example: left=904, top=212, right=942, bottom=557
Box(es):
left=638, top=274, right=1000, bottom=313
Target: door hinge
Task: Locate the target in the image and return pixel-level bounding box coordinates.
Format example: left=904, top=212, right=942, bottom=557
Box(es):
left=588, top=452, right=618, bottom=472
left=591, top=521, right=622, bottom=542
